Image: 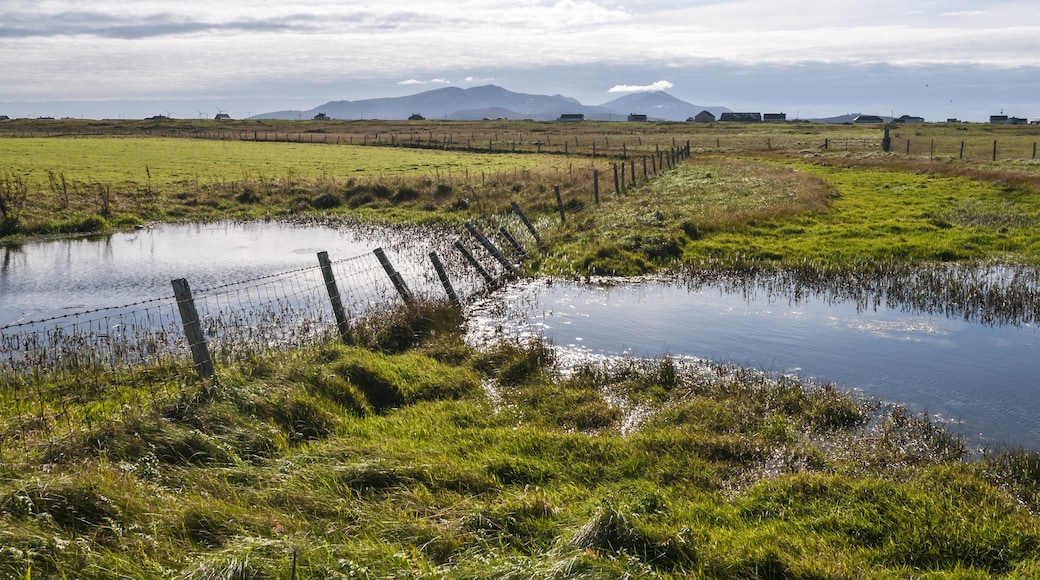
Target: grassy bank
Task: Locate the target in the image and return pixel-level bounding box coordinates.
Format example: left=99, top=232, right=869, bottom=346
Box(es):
left=3, top=300, right=1039, bottom=578
left=4, top=121, right=1039, bottom=279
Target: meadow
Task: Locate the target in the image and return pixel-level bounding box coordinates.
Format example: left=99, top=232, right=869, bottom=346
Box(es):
left=3, top=118, right=1040, bottom=577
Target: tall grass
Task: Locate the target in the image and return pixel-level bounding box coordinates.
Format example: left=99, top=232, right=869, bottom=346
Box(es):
left=3, top=298, right=1038, bottom=577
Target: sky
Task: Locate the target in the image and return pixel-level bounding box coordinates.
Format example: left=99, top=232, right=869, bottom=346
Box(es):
left=2, top=0, right=1039, bottom=122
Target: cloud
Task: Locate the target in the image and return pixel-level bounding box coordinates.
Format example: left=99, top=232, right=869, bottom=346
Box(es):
left=607, top=80, right=674, bottom=93
left=941, top=10, right=988, bottom=17
left=397, top=78, right=451, bottom=86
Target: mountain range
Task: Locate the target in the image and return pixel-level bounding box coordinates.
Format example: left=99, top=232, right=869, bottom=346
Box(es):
left=251, top=85, right=733, bottom=122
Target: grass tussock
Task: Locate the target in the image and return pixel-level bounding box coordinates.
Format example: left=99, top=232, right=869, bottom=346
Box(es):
left=3, top=302, right=1038, bottom=577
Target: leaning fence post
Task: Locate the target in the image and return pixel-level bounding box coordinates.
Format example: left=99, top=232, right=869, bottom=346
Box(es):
left=613, top=164, right=620, bottom=195
left=317, top=251, right=352, bottom=344
left=499, top=226, right=529, bottom=260
left=466, top=223, right=516, bottom=274
left=553, top=185, right=566, bottom=224
left=373, top=248, right=413, bottom=304
left=429, top=252, right=460, bottom=306
left=454, top=240, right=495, bottom=285
left=171, top=278, right=215, bottom=380
left=510, top=201, right=542, bottom=247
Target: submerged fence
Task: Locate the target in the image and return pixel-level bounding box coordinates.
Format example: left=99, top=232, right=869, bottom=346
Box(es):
left=0, top=214, right=540, bottom=389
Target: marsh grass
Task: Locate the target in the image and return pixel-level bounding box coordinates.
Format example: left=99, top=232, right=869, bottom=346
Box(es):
left=1, top=299, right=1039, bottom=577
left=3, top=119, right=1040, bottom=577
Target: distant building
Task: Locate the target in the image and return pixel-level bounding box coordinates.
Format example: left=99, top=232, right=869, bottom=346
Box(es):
left=558, top=113, right=584, bottom=122
left=1031, top=118, right=1040, bottom=125
left=627, top=113, right=648, bottom=122
left=313, top=112, right=329, bottom=120
left=720, top=112, right=761, bottom=122
left=1008, top=117, right=1028, bottom=125
left=947, top=118, right=960, bottom=123
left=408, top=113, right=425, bottom=121
left=895, top=115, right=924, bottom=123
left=989, top=115, right=1009, bottom=123
left=690, top=110, right=716, bottom=123
left=853, top=114, right=885, bottom=124
left=0, top=115, right=9, bottom=121
left=763, top=113, right=787, bottom=122
left=214, top=113, right=231, bottom=120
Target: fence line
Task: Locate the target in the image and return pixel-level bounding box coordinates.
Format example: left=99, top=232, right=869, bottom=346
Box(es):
left=0, top=216, right=536, bottom=458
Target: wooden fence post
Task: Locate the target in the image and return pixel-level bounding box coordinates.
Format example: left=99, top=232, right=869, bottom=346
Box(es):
left=466, top=223, right=516, bottom=274
left=454, top=240, right=495, bottom=285
left=510, top=201, right=542, bottom=247
left=171, top=278, right=215, bottom=380
left=499, top=226, right=529, bottom=260
left=993, top=140, right=998, bottom=161
left=373, top=248, right=413, bottom=303
left=317, top=251, right=352, bottom=344
left=429, top=252, right=460, bottom=306
left=554, top=185, right=566, bottom=224
left=593, top=169, right=600, bottom=204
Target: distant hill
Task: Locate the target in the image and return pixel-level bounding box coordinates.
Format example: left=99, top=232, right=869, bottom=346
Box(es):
left=807, top=113, right=894, bottom=124
left=599, top=92, right=730, bottom=121
left=251, top=85, right=729, bottom=122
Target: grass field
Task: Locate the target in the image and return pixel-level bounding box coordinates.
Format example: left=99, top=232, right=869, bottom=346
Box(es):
left=2, top=301, right=1039, bottom=578
left=3, top=119, right=1040, bottom=577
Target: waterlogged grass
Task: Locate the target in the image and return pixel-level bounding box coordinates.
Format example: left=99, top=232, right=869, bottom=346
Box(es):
left=2, top=301, right=1039, bottom=578
left=537, top=154, right=1040, bottom=275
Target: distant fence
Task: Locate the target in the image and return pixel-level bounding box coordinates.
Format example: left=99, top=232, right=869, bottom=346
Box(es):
left=5, top=124, right=1039, bottom=162
left=0, top=214, right=540, bottom=390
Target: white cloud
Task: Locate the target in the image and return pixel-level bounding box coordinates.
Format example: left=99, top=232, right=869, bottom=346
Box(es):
left=608, top=80, right=674, bottom=93
left=2, top=0, right=1040, bottom=118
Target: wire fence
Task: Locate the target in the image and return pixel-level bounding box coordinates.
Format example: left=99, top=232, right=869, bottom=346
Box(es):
left=0, top=216, right=535, bottom=451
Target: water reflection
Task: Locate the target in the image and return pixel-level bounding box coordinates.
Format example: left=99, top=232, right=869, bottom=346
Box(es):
left=467, top=277, right=1040, bottom=450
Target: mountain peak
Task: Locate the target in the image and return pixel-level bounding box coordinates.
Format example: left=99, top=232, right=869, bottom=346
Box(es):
left=251, top=84, right=728, bottom=122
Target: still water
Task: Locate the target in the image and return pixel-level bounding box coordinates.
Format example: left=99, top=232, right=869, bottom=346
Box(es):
left=467, top=278, right=1040, bottom=450
left=0, top=221, right=470, bottom=326
left=3, top=224, right=1038, bottom=449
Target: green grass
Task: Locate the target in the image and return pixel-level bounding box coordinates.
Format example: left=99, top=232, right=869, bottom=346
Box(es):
left=534, top=154, right=1040, bottom=275
left=2, top=301, right=1039, bottom=578
left=0, top=137, right=550, bottom=187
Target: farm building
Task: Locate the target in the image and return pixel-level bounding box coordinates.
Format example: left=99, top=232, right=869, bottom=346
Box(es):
left=989, top=115, right=1009, bottom=123
left=853, top=114, right=885, bottom=124
left=408, top=113, right=425, bottom=120
left=896, top=115, right=924, bottom=123
left=627, top=113, right=648, bottom=122
left=690, top=111, right=716, bottom=123
left=214, top=113, right=231, bottom=120
left=558, top=113, right=585, bottom=122
left=720, top=112, right=761, bottom=122
left=763, top=113, right=787, bottom=122
left=313, top=112, right=329, bottom=120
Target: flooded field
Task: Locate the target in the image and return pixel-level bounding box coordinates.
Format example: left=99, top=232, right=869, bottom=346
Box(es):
left=467, top=275, right=1040, bottom=449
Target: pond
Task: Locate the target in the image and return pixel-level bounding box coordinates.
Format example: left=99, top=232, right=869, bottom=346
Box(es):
left=0, top=220, right=475, bottom=325
left=466, top=277, right=1040, bottom=450
left=3, top=223, right=1039, bottom=450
